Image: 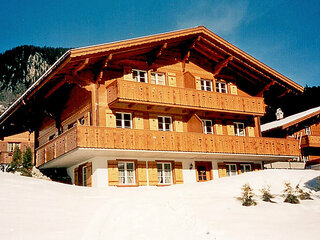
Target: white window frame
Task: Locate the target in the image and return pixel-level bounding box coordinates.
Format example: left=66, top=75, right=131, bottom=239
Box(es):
left=7, top=142, right=21, bottom=152
left=226, top=164, right=237, bottom=176
left=158, top=116, right=172, bottom=131
left=234, top=122, right=246, bottom=136
left=240, top=164, right=252, bottom=173
left=118, top=161, right=136, bottom=185
left=305, top=127, right=312, bottom=135
left=157, top=162, right=172, bottom=184
left=201, top=79, right=213, bottom=91
left=132, top=69, right=148, bottom=83
left=116, top=112, right=132, bottom=129
left=216, top=80, right=228, bottom=93
left=202, top=119, right=213, bottom=134
left=82, top=166, right=87, bottom=186
left=150, top=72, right=165, bottom=85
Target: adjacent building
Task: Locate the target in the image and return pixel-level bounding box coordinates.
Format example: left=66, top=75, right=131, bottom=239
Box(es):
left=0, top=26, right=302, bottom=187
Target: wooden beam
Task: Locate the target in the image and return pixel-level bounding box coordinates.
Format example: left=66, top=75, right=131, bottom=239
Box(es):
left=193, top=44, right=221, bottom=62
left=148, top=43, right=168, bottom=66
left=73, top=58, right=89, bottom=75
left=215, top=74, right=237, bottom=82
left=256, top=81, right=275, bottom=97
left=278, top=89, right=290, bottom=98
left=213, top=56, right=233, bottom=76
left=97, top=54, right=113, bottom=82
left=44, top=79, right=67, bottom=99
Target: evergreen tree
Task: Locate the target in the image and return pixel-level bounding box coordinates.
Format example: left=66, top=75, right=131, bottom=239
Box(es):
left=22, top=147, right=33, bottom=170
left=241, top=183, right=257, bottom=206
left=9, top=146, right=22, bottom=172
left=283, top=182, right=300, bottom=204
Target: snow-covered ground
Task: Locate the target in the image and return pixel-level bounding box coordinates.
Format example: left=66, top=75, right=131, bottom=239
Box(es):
left=0, top=169, right=319, bottom=240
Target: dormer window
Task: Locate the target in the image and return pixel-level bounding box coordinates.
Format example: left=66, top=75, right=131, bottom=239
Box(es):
left=132, top=69, right=147, bottom=83
left=151, top=72, right=165, bottom=85
left=216, top=81, right=227, bottom=93
left=201, top=79, right=213, bottom=91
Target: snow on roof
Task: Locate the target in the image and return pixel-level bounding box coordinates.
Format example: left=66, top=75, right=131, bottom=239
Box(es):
left=261, top=106, right=320, bottom=132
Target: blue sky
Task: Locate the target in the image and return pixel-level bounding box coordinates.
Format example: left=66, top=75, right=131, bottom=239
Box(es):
left=1, top=0, right=319, bottom=87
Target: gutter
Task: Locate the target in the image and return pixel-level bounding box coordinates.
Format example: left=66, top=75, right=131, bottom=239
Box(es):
left=0, top=50, right=71, bottom=126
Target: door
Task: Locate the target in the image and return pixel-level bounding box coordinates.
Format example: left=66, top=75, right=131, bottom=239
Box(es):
left=195, top=161, right=213, bottom=182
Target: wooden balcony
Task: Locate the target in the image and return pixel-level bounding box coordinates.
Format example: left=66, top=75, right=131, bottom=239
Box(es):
left=0, top=152, right=13, bottom=164
left=36, top=126, right=299, bottom=167
left=301, top=135, right=320, bottom=148
left=107, top=80, right=265, bottom=116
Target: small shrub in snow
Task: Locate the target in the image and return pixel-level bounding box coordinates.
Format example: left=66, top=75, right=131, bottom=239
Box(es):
left=241, top=183, right=257, bottom=206
left=260, top=185, right=274, bottom=202
left=283, top=182, right=300, bottom=204
left=296, top=184, right=313, bottom=200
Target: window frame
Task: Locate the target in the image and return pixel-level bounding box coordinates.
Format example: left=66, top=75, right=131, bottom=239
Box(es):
left=7, top=142, right=21, bottom=152
left=201, top=79, right=213, bottom=91
left=239, top=164, right=252, bottom=173
left=150, top=72, right=166, bottom=85
left=118, top=161, right=136, bottom=185
left=132, top=69, right=148, bottom=83
left=157, top=116, right=173, bottom=131
left=215, top=80, right=228, bottom=93
left=157, top=162, right=173, bottom=185
left=82, top=165, right=87, bottom=186
left=305, top=127, right=312, bottom=135
left=202, top=119, right=213, bottom=134
left=226, top=164, right=237, bottom=176
left=116, top=112, right=132, bottom=129
left=234, top=122, right=246, bottom=136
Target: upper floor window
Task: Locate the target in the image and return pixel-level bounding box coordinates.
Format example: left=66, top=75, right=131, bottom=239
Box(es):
left=118, top=161, right=135, bottom=185
left=132, top=69, right=147, bottom=83
left=116, top=112, right=132, bottom=129
left=234, top=122, right=245, bottom=136
left=157, top=162, right=172, bottom=184
left=151, top=72, right=165, bottom=85
left=158, top=116, right=172, bottom=131
left=48, top=134, right=56, bottom=141
left=216, top=81, right=227, bottom=93
left=202, top=119, right=213, bottom=134
left=7, top=142, right=21, bottom=152
left=201, top=79, right=213, bottom=91
left=305, top=127, right=312, bottom=135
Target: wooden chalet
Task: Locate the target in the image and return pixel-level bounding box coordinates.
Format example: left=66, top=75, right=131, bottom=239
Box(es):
left=0, top=26, right=303, bottom=187
left=0, top=132, right=34, bottom=170
left=262, top=106, right=320, bottom=169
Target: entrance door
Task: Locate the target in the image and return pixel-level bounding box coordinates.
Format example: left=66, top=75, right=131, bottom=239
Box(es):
left=195, top=161, right=213, bottom=182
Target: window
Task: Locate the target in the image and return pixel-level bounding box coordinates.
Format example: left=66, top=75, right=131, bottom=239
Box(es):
left=202, top=120, right=213, bottom=134
left=216, top=81, right=227, bottom=93
left=240, top=164, right=251, bottom=173
left=82, top=166, right=87, bottom=186
left=68, top=121, right=77, bottom=130
left=116, top=112, right=132, bottom=129
left=132, top=69, right=147, bottom=83
left=48, top=134, right=56, bottom=141
left=226, top=164, right=237, bottom=176
left=78, top=117, right=85, bottom=125
left=201, top=79, right=213, bottom=91
left=7, top=142, right=21, bottom=152
left=118, top=162, right=135, bottom=185
left=158, top=116, right=172, bottom=131
left=157, top=162, right=172, bottom=184
left=305, top=127, right=312, bottom=135
left=234, top=122, right=245, bottom=136
left=151, top=72, right=165, bottom=85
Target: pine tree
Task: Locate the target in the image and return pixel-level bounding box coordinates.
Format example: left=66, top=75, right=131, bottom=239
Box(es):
left=260, top=185, right=274, bottom=202
left=241, top=183, right=257, bottom=206
left=283, top=182, right=300, bottom=204
left=22, top=147, right=33, bottom=170
left=9, top=146, right=22, bottom=172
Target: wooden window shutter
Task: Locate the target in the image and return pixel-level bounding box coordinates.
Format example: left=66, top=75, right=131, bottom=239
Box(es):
left=174, top=116, right=184, bottom=132
left=148, top=161, right=158, bottom=186
left=230, top=84, right=238, bottom=95
left=248, top=126, right=255, bottom=137
left=123, top=66, right=133, bottom=81
left=137, top=161, right=147, bottom=186
left=195, top=76, right=201, bottom=90
left=86, top=162, right=92, bottom=187
left=108, top=160, right=119, bottom=186
left=74, top=167, right=79, bottom=186
left=167, top=72, right=177, bottom=87
left=174, top=162, right=183, bottom=184
left=218, top=163, right=227, bottom=178
left=227, top=124, right=235, bottom=136
left=149, top=114, right=158, bottom=131
left=215, top=123, right=223, bottom=135
left=134, top=113, right=144, bottom=130
left=106, top=109, right=116, bottom=128
left=254, top=163, right=262, bottom=171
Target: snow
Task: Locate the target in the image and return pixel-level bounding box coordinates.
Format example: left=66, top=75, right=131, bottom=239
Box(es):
left=0, top=169, right=319, bottom=240
left=261, top=106, right=320, bottom=132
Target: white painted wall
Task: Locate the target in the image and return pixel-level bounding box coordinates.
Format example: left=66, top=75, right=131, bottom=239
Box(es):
left=182, top=160, right=196, bottom=183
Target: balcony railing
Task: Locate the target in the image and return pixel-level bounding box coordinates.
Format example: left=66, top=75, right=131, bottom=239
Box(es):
left=107, top=80, right=265, bottom=115
left=36, top=126, right=299, bottom=167
left=301, top=135, right=320, bottom=148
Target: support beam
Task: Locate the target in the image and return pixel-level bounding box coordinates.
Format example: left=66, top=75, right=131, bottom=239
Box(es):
left=256, top=81, right=275, bottom=97
left=148, top=43, right=168, bottom=66
left=181, top=36, right=201, bottom=71
left=97, top=54, right=113, bottom=82
left=213, top=56, right=233, bottom=76
left=278, top=89, right=290, bottom=98
left=73, top=58, right=89, bottom=76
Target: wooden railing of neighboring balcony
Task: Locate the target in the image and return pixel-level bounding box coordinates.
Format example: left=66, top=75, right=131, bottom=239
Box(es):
left=301, top=135, right=320, bottom=148
left=107, top=80, right=265, bottom=115
left=36, top=126, right=299, bottom=167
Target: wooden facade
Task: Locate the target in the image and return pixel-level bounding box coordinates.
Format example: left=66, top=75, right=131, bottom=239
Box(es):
left=0, top=26, right=304, bottom=186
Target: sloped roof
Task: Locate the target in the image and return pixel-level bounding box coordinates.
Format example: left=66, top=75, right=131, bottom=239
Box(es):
left=261, top=106, right=320, bottom=132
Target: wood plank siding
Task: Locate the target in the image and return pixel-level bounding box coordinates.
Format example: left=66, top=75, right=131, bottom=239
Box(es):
left=107, top=80, right=265, bottom=116
left=301, top=135, right=320, bottom=148
left=35, top=125, right=299, bottom=167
